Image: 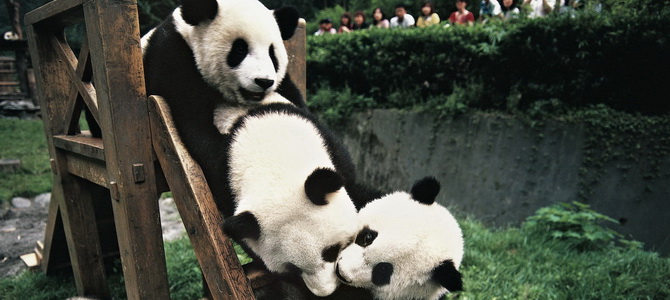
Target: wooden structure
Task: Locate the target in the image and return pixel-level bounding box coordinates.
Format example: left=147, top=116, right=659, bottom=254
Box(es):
left=24, top=0, right=306, bottom=298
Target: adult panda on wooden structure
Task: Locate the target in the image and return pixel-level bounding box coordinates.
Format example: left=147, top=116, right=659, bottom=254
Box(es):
left=140, top=0, right=305, bottom=208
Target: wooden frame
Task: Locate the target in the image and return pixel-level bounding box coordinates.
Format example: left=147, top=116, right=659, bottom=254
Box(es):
left=25, top=0, right=306, bottom=298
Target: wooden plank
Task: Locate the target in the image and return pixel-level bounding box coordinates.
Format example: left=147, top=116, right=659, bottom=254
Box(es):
left=64, top=153, right=109, bottom=188
left=53, top=135, right=105, bottom=160
left=149, top=95, right=256, bottom=300
left=54, top=171, right=111, bottom=297
left=83, top=0, right=170, bottom=298
left=25, top=25, right=72, bottom=135
left=24, top=0, right=85, bottom=26
left=284, top=18, right=307, bottom=102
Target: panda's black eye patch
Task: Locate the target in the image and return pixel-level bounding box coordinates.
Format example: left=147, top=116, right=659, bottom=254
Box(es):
left=227, top=38, right=249, bottom=68
left=322, top=243, right=340, bottom=262
left=355, top=227, right=378, bottom=247
left=269, top=45, right=278, bottom=72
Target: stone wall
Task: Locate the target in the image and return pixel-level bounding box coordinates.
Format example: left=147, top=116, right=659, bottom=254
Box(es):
left=336, top=110, right=670, bottom=255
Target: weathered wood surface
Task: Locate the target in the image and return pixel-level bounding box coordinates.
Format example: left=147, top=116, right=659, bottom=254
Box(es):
left=284, top=18, right=307, bottom=102
left=149, top=95, right=257, bottom=300
left=82, top=0, right=170, bottom=298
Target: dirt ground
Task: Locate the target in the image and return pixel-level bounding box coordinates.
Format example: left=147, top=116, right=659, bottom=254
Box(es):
left=0, top=194, right=185, bottom=278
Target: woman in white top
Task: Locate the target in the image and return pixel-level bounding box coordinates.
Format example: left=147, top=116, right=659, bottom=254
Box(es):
left=523, top=0, right=556, bottom=18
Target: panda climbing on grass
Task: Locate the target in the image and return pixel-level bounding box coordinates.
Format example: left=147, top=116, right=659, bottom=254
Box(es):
left=141, top=0, right=306, bottom=212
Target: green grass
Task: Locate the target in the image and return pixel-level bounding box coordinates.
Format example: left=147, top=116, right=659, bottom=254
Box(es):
left=0, top=118, right=52, bottom=204
left=454, top=219, right=670, bottom=299
left=1, top=217, right=668, bottom=299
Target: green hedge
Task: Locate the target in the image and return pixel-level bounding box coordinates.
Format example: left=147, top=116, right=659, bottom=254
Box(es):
left=306, top=10, right=670, bottom=115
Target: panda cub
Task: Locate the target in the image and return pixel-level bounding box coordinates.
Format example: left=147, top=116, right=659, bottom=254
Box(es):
left=335, top=177, right=464, bottom=300
left=141, top=0, right=305, bottom=209
left=221, top=103, right=368, bottom=297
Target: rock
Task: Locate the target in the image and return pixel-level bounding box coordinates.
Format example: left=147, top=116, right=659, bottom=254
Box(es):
left=11, top=197, right=31, bottom=208
left=0, top=159, right=21, bottom=173
left=34, top=193, right=51, bottom=207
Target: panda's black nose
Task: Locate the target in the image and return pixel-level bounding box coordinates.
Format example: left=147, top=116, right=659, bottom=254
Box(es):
left=255, top=78, right=275, bottom=90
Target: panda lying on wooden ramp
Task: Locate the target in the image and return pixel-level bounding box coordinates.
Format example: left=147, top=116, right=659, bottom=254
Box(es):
left=220, top=102, right=379, bottom=297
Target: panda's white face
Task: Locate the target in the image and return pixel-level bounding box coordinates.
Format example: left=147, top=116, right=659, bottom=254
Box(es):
left=174, top=0, right=289, bottom=104
left=246, top=187, right=358, bottom=297
left=335, top=178, right=464, bottom=300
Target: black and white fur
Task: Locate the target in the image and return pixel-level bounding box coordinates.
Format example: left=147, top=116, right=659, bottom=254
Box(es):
left=141, top=0, right=305, bottom=209
left=336, top=177, right=464, bottom=300
left=221, top=103, right=378, bottom=297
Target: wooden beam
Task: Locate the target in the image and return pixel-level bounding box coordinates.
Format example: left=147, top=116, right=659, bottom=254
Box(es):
left=53, top=135, right=105, bottom=160
left=24, top=0, right=85, bottom=26
left=149, top=95, right=256, bottom=300
left=284, top=18, right=307, bottom=102
left=83, top=0, right=169, bottom=298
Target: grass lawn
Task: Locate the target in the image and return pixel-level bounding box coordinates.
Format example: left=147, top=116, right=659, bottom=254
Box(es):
left=0, top=216, right=668, bottom=299
left=0, top=118, right=52, bottom=204
left=1, top=119, right=668, bottom=299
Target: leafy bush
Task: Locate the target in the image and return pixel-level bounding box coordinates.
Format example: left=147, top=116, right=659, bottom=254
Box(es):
left=307, top=85, right=376, bottom=127
left=307, top=9, right=670, bottom=116
left=522, top=201, right=641, bottom=251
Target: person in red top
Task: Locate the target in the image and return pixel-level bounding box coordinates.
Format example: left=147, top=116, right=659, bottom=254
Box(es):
left=449, top=0, right=475, bottom=26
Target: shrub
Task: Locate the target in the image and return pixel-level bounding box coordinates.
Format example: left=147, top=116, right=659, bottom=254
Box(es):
left=522, top=201, right=642, bottom=251
left=307, top=9, right=670, bottom=116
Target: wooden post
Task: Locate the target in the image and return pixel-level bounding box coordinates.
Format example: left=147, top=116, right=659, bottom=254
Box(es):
left=82, top=0, right=170, bottom=298
left=284, top=19, right=307, bottom=102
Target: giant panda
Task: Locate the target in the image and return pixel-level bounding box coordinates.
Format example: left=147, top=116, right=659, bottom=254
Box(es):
left=140, top=0, right=306, bottom=212
left=220, top=102, right=381, bottom=297
left=335, top=177, right=464, bottom=300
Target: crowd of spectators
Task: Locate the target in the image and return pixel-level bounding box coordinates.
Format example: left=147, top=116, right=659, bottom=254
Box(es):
left=314, top=0, right=592, bottom=35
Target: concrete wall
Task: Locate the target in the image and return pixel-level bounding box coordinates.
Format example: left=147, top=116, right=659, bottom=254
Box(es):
left=336, top=110, right=670, bottom=255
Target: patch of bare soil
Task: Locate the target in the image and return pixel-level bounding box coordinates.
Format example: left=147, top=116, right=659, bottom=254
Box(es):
left=0, top=194, right=185, bottom=278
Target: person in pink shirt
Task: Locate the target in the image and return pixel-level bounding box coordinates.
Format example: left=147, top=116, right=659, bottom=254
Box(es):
left=449, top=0, right=475, bottom=26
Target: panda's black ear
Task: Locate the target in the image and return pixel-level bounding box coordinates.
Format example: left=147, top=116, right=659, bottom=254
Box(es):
left=181, top=0, right=218, bottom=26
left=273, top=6, right=299, bottom=40
left=304, top=168, right=344, bottom=206
left=432, top=260, right=463, bottom=293
left=410, top=176, right=440, bottom=205
left=223, top=211, right=261, bottom=241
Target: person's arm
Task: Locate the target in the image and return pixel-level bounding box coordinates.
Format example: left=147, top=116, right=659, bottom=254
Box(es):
left=467, top=12, right=475, bottom=26
left=543, top=0, right=555, bottom=14
left=493, top=0, right=504, bottom=18
left=432, top=13, right=441, bottom=25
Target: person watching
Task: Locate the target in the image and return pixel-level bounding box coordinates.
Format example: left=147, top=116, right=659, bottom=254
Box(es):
left=390, top=4, right=416, bottom=28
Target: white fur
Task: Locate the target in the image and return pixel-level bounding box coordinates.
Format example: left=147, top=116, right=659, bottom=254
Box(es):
left=140, top=27, right=156, bottom=54
left=173, top=0, right=289, bottom=104
left=213, top=93, right=291, bottom=134
left=228, top=111, right=358, bottom=296
left=337, top=191, right=464, bottom=300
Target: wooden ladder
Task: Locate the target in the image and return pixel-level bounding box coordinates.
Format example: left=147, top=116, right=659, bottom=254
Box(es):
left=24, top=0, right=306, bottom=298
